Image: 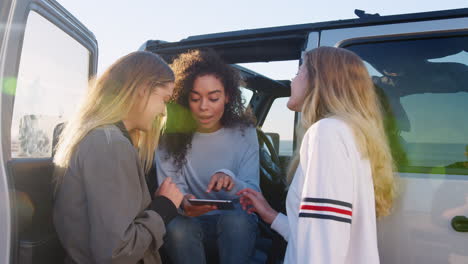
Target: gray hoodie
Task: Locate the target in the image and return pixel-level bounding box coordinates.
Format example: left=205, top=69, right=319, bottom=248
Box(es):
left=54, top=125, right=167, bottom=264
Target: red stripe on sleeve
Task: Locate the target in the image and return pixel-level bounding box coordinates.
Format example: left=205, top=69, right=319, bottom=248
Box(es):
left=300, top=205, right=352, bottom=216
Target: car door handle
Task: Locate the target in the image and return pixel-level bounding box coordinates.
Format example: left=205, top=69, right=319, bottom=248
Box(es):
left=451, top=216, right=468, bottom=232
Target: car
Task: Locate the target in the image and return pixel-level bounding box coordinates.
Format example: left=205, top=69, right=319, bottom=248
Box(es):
left=1, top=0, right=467, bottom=263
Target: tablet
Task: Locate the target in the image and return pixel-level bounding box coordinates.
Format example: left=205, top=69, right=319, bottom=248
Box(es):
left=188, top=199, right=234, bottom=210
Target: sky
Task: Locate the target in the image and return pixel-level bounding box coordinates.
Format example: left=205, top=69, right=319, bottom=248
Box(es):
left=57, top=0, right=468, bottom=75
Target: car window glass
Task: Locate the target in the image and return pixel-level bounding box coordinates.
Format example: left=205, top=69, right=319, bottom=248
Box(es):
left=346, top=35, right=468, bottom=174
left=240, top=86, right=253, bottom=108
left=11, top=11, right=90, bottom=158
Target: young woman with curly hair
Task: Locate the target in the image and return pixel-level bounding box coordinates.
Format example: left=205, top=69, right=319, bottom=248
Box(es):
left=238, top=47, right=397, bottom=264
left=155, top=49, right=260, bottom=264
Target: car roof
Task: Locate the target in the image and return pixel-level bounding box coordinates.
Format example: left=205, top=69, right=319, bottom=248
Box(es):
left=144, top=8, right=468, bottom=64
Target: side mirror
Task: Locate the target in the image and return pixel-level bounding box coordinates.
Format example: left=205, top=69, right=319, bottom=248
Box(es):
left=265, top=132, right=280, bottom=154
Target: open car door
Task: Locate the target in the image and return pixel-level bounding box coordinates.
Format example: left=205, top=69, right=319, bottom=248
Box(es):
left=0, top=0, right=97, bottom=263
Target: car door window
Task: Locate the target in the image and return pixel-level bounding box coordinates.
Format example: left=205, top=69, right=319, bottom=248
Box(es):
left=11, top=11, right=90, bottom=158
left=344, top=34, right=468, bottom=175
left=261, top=97, right=295, bottom=156
left=238, top=60, right=298, bottom=157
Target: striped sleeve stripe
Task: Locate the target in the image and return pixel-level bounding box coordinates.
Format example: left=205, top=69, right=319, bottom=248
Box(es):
left=302, top=198, right=352, bottom=209
left=299, top=213, right=352, bottom=224
left=300, top=205, right=352, bottom=216
left=299, top=197, right=353, bottom=224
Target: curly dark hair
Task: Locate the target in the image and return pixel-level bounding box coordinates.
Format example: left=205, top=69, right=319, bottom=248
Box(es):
left=160, top=49, right=255, bottom=170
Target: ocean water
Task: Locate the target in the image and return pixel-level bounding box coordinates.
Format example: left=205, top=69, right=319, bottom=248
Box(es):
left=279, top=140, right=293, bottom=156
left=279, top=140, right=467, bottom=168
left=404, top=143, right=467, bottom=167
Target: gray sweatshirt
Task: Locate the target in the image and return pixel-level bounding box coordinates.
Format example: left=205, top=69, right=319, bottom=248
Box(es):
left=156, top=126, right=260, bottom=205
left=54, top=125, right=170, bottom=264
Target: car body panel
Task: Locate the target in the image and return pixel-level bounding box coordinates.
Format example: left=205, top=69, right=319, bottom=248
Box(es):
left=320, top=17, right=468, bottom=47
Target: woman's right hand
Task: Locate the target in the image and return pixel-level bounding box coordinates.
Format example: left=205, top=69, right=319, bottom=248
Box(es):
left=237, top=188, right=279, bottom=224
left=182, top=194, right=217, bottom=217
left=155, top=177, right=184, bottom=208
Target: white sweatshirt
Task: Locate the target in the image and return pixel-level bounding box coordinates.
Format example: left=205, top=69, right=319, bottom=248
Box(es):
left=271, top=117, right=380, bottom=264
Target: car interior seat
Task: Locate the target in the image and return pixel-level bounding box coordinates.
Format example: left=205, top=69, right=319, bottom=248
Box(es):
left=11, top=122, right=66, bottom=264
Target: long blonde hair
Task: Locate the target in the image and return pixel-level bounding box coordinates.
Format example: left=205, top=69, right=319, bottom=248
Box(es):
left=54, top=51, right=174, bottom=183
left=287, top=46, right=396, bottom=218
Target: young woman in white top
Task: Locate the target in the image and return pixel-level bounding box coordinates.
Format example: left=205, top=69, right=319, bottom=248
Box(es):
left=238, top=46, right=397, bottom=264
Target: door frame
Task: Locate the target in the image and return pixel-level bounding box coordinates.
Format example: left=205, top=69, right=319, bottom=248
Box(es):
left=0, top=0, right=98, bottom=263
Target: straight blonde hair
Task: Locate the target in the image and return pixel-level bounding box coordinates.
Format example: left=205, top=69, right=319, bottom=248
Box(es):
left=287, top=47, right=397, bottom=218
left=54, top=51, right=174, bottom=185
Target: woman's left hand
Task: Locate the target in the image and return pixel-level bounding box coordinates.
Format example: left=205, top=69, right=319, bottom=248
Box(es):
left=206, top=172, right=235, bottom=192
left=237, top=188, right=278, bottom=224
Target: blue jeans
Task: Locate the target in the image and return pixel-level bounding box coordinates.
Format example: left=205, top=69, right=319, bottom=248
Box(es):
left=163, top=206, right=258, bottom=264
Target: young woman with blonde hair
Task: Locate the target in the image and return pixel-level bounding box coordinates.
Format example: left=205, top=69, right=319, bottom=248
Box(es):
left=53, top=51, right=183, bottom=264
left=238, top=46, right=397, bottom=264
